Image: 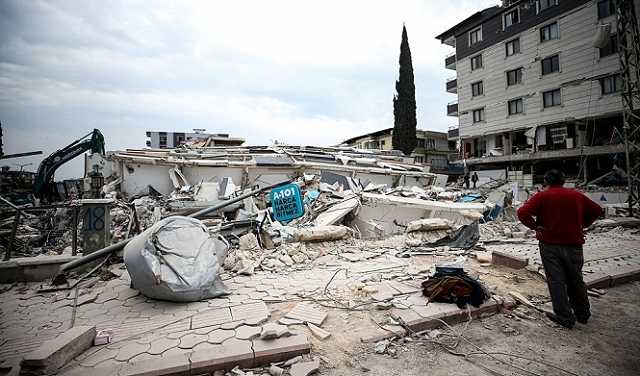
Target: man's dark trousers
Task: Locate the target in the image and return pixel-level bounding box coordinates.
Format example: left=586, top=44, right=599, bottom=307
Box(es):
left=539, top=242, right=590, bottom=326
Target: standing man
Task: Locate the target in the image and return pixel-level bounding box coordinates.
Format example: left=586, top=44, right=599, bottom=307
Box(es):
left=463, top=173, right=470, bottom=189
left=471, top=172, right=479, bottom=189
left=517, top=169, right=603, bottom=329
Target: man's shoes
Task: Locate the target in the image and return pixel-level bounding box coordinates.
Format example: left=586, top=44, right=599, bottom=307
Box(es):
left=576, top=315, right=589, bottom=324
left=545, top=312, right=574, bottom=329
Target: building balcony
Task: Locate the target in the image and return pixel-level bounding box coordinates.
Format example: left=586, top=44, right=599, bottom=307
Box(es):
left=445, top=52, right=456, bottom=70
left=446, top=77, right=457, bottom=93
left=447, top=126, right=459, bottom=140
left=447, top=101, right=458, bottom=117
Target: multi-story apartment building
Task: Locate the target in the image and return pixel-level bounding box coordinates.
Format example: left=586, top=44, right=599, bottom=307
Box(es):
left=145, top=129, right=245, bottom=149
left=340, top=128, right=458, bottom=172
left=437, top=0, right=634, bottom=182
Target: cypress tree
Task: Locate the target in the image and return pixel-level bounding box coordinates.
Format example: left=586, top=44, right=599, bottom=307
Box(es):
left=392, top=25, right=417, bottom=156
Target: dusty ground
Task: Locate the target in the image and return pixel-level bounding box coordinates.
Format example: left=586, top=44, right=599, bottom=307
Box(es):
left=317, top=281, right=640, bottom=376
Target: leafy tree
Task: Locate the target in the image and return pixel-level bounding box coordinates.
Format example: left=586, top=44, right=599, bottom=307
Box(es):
left=392, top=25, right=417, bottom=156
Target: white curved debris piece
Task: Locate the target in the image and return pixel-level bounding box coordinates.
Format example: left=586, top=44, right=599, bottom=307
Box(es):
left=123, top=216, right=229, bottom=302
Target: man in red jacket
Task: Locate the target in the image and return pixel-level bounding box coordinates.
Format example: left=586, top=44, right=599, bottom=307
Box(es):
left=517, top=169, right=603, bottom=329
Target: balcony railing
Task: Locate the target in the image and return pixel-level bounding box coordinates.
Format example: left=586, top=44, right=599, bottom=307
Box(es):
left=447, top=101, right=459, bottom=117
left=448, top=126, right=459, bottom=139
left=445, top=52, right=456, bottom=70
left=446, top=77, right=457, bottom=93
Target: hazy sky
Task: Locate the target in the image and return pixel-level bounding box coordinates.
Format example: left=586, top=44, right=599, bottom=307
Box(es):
left=1, top=0, right=497, bottom=178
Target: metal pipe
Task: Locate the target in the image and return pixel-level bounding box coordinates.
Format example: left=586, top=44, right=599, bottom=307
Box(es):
left=0, top=195, right=33, bottom=218
left=55, top=179, right=292, bottom=275
left=4, top=211, right=20, bottom=261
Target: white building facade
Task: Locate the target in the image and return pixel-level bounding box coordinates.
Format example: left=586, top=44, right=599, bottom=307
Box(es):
left=437, top=0, right=636, bottom=182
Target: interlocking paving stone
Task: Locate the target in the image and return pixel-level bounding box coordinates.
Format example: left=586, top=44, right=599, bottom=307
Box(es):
left=118, top=352, right=190, bottom=376
left=191, top=307, right=233, bottom=330
left=284, top=303, right=327, bottom=326
left=147, top=337, right=180, bottom=355
left=128, top=352, right=158, bottom=363
left=79, top=348, right=118, bottom=367
left=114, top=342, right=150, bottom=362
left=207, top=329, right=235, bottom=344
left=194, top=325, right=219, bottom=335
left=220, top=320, right=245, bottom=330
left=166, top=330, right=191, bottom=340
left=230, top=301, right=270, bottom=322
left=234, top=325, right=262, bottom=340
left=178, top=333, right=208, bottom=349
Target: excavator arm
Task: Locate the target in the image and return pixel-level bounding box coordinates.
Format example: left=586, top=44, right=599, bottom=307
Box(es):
left=33, top=129, right=105, bottom=200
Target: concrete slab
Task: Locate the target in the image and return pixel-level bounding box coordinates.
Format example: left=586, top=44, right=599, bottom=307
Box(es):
left=21, top=325, right=96, bottom=375
left=252, top=334, right=311, bottom=365
left=491, top=251, right=528, bottom=269
left=189, top=339, right=254, bottom=373
left=0, top=255, right=83, bottom=283
left=284, top=303, right=327, bottom=326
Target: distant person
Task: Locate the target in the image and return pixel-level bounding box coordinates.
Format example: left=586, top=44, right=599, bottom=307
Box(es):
left=471, top=172, right=479, bottom=189
left=517, top=169, right=603, bottom=329
left=463, top=173, right=470, bottom=189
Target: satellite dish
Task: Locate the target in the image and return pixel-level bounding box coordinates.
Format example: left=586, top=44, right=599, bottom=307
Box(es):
left=593, top=23, right=612, bottom=48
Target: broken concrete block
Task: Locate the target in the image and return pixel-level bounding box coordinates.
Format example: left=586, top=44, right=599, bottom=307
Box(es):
left=252, top=334, right=311, bottom=365
left=373, top=340, right=389, bottom=354
left=491, top=251, right=528, bottom=269
left=278, top=317, right=304, bottom=326
left=283, top=355, right=303, bottom=367
left=284, top=303, right=327, bottom=326
left=405, top=218, right=453, bottom=233
left=290, top=358, right=320, bottom=376
left=293, top=226, right=350, bottom=242
left=268, top=365, right=285, bottom=376
left=508, top=291, right=535, bottom=309
left=260, top=323, right=291, bottom=340
left=306, top=323, right=331, bottom=340
left=475, top=251, right=492, bottom=264
left=21, top=326, right=96, bottom=375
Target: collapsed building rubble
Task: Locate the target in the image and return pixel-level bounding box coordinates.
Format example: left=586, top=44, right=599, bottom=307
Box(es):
left=2, top=142, right=640, bottom=376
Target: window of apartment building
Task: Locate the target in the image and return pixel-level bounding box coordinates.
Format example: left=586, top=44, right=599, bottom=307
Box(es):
left=599, top=34, right=618, bottom=58
left=505, top=38, right=520, bottom=56
left=417, top=139, right=425, bottom=147
left=599, top=74, right=622, bottom=95
left=495, top=135, right=504, bottom=148
left=469, top=27, right=482, bottom=46
left=472, top=108, right=485, bottom=123
left=550, top=124, right=567, bottom=145
left=503, top=9, right=519, bottom=28
left=427, top=138, right=436, bottom=149
left=537, top=0, right=558, bottom=13
left=540, top=22, right=559, bottom=42
left=506, top=67, right=523, bottom=86
left=158, top=132, right=167, bottom=148
left=470, top=54, right=483, bottom=70
left=471, top=81, right=484, bottom=97
left=541, top=54, right=560, bottom=75
left=597, top=0, right=615, bottom=19
left=414, top=156, right=424, bottom=163
left=508, top=98, right=524, bottom=115
left=543, top=89, right=561, bottom=108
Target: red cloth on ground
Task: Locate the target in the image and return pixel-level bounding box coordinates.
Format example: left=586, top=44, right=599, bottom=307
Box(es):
left=517, top=185, right=604, bottom=245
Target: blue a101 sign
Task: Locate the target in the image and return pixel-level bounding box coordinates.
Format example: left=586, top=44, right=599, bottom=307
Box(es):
left=270, top=184, right=304, bottom=222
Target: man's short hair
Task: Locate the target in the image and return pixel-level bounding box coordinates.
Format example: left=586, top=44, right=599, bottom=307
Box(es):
left=544, top=169, right=565, bottom=186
